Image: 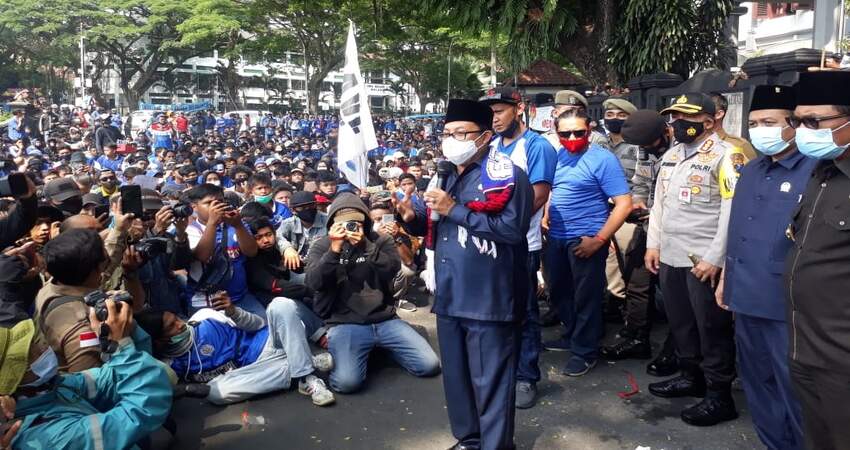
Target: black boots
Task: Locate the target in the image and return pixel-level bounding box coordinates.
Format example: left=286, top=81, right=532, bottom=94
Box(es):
left=680, top=383, right=739, bottom=427
left=646, top=331, right=678, bottom=377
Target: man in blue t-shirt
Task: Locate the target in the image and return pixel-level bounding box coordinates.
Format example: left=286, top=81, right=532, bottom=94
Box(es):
left=136, top=293, right=335, bottom=406
left=480, top=87, right=557, bottom=409
left=544, top=110, right=632, bottom=377
left=185, top=183, right=265, bottom=316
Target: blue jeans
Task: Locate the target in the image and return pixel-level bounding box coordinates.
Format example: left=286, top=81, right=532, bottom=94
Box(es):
left=327, top=319, right=441, bottom=393
left=517, top=250, right=542, bottom=384
left=545, top=237, right=608, bottom=361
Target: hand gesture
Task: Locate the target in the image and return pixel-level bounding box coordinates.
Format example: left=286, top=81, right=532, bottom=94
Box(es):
left=392, top=192, right=415, bottom=223
left=210, top=291, right=235, bottom=317
left=423, top=189, right=455, bottom=216
left=282, top=247, right=302, bottom=270
left=113, top=211, right=135, bottom=233
left=380, top=221, right=399, bottom=237
left=121, top=245, right=144, bottom=272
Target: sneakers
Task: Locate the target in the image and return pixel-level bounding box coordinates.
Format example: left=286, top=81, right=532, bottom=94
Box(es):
left=396, top=299, right=418, bottom=312
left=600, top=338, right=652, bottom=361
left=680, top=389, right=738, bottom=426
left=563, top=356, right=597, bottom=377
left=515, top=381, right=537, bottom=409
left=312, top=353, right=334, bottom=372
left=543, top=337, right=571, bottom=352
left=298, top=374, right=335, bottom=406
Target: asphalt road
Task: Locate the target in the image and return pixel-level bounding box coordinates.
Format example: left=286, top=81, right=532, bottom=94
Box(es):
left=171, top=291, right=761, bottom=450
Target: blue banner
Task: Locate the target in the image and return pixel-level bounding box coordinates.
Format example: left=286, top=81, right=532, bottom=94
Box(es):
left=137, top=101, right=212, bottom=113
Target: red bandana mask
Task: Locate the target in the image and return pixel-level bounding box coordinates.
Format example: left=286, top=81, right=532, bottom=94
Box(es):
left=559, top=136, right=589, bottom=153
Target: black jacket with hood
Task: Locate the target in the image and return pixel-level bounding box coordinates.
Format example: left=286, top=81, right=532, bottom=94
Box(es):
left=305, top=193, right=400, bottom=325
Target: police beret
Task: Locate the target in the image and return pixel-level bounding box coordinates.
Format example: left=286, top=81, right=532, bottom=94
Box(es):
left=622, top=109, right=668, bottom=146
left=750, top=85, right=796, bottom=112
left=445, top=99, right=494, bottom=131
left=603, top=98, right=637, bottom=115
left=554, top=90, right=588, bottom=108
left=796, top=71, right=850, bottom=106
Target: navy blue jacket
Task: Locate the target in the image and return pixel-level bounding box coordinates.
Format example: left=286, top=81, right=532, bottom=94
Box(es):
left=724, top=152, right=818, bottom=321
left=407, top=159, right=533, bottom=322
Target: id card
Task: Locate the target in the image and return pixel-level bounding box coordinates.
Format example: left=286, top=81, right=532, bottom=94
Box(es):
left=191, top=293, right=211, bottom=308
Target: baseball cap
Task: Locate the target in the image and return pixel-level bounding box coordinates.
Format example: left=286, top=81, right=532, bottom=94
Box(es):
left=141, top=188, right=163, bottom=211
left=554, top=90, right=588, bottom=108
left=660, top=93, right=716, bottom=116
left=44, top=178, right=81, bottom=202
left=290, top=191, right=317, bottom=207
left=479, top=87, right=522, bottom=105
left=82, top=193, right=105, bottom=207
left=370, top=190, right=393, bottom=205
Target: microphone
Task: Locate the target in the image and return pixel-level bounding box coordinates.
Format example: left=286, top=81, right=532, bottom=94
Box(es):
left=430, top=160, right=455, bottom=221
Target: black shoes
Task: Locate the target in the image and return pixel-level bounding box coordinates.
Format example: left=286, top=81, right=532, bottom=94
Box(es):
left=600, top=338, right=652, bottom=360
left=680, top=388, right=739, bottom=426
left=539, top=307, right=559, bottom=328
left=648, top=374, right=706, bottom=398
left=447, top=442, right=479, bottom=450
left=647, top=351, right=679, bottom=377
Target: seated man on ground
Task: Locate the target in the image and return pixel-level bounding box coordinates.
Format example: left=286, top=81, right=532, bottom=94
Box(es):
left=368, top=199, right=420, bottom=311
left=136, top=291, right=335, bottom=406
left=305, top=192, right=440, bottom=393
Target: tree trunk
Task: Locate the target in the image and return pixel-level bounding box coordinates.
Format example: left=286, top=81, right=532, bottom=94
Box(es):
left=307, top=78, right=321, bottom=115
left=556, top=1, right=620, bottom=86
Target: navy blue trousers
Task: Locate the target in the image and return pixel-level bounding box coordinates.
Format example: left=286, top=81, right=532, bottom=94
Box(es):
left=517, top=250, right=542, bottom=384
left=437, top=315, right=519, bottom=450
left=736, top=314, right=803, bottom=450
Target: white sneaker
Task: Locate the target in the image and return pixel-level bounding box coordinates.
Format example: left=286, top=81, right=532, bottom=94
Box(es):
left=312, top=353, right=334, bottom=372
left=298, top=375, right=335, bottom=406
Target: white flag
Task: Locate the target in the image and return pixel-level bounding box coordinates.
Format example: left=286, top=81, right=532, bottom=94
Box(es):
left=338, top=22, right=377, bottom=189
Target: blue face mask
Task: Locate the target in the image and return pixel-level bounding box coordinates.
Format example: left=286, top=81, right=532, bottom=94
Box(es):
left=21, top=347, right=58, bottom=388
left=795, top=121, right=850, bottom=160
left=748, top=126, right=791, bottom=156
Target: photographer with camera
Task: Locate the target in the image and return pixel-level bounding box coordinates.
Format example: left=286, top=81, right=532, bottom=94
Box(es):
left=34, top=228, right=145, bottom=373
left=305, top=192, right=440, bottom=394
left=185, top=183, right=263, bottom=316
left=0, top=303, right=172, bottom=450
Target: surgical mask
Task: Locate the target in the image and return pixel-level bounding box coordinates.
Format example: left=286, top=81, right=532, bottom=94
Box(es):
left=672, top=119, right=705, bottom=144
left=748, top=126, right=791, bottom=156
left=605, top=119, right=625, bottom=134
left=497, top=119, right=520, bottom=138
left=795, top=121, right=850, bottom=160
left=20, top=347, right=58, bottom=388
left=163, top=325, right=194, bottom=358
left=442, top=134, right=483, bottom=165
left=296, top=208, right=317, bottom=224
left=207, top=180, right=221, bottom=186
left=255, top=193, right=273, bottom=204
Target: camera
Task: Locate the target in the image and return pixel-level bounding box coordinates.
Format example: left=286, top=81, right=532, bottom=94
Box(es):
left=344, top=221, right=359, bottom=232
left=135, top=237, right=171, bottom=260
left=84, top=290, right=132, bottom=321
left=171, top=201, right=194, bottom=219
left=0, top=173, right=29, bottom=198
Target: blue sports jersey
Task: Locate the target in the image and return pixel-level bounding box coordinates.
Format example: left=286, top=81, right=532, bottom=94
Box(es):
left=169, top=318, right=269, bottom=382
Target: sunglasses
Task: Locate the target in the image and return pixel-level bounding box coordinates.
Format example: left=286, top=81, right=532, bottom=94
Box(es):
left=787, top=113, right=850, bottom=130
left=557, top=130, right=589, bottom=139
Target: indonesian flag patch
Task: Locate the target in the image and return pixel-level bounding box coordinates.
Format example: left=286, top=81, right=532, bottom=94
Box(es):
left=79, top=331, right=99, bottom=348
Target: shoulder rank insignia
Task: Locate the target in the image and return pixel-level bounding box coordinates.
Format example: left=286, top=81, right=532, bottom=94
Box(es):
left=699, top=139, right=715, bottom=152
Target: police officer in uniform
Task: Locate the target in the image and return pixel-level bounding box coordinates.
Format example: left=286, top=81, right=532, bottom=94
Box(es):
left=397, top=99, right=533, bottom=450
left=718, top=85, right=812, bottom=449
left=784, top=71, right=850, bottom=450
left=645, top=93, right=748, bottom=426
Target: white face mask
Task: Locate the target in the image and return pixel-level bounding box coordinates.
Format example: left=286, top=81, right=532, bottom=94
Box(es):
left=441, top=133, right=485, bottom=165
left=208, top=180, right=221, bottom=186
left=748, top=126, right=791, bottom=156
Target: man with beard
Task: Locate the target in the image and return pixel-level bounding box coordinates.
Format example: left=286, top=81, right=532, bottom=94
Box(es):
left=479, top=87, right=557, bottom=409
left=396, top=99, right=532, bottom=450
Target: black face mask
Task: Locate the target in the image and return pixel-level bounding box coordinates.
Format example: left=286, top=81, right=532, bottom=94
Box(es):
left=641, top=137, right=670, bottom=158
left=56, top=197, right=83, bottom=217
left=497, top=119, right=520, bottom=138
left=295, top=208, right=317, bottom=224
left=605, top=119, right=625, bottom=134
left=672, top=120, right=705, bottom=144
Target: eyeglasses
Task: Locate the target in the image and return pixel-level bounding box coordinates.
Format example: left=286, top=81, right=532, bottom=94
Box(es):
left=439, top=130, right=483, bottom=141
left=557, top=130, right=589, bottom=139
left=787, top=113, right=850, bottom=130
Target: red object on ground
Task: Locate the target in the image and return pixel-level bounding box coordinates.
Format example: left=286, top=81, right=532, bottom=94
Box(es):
left=617, top=371, right=640, bottom=399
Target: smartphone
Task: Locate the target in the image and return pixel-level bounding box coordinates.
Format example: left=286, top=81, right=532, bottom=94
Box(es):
left=119, top=185, right=144, bottom=217
left=382, top=214, right=395, bottom=224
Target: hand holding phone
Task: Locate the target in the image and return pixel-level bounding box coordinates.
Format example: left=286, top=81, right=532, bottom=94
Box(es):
left=119, top=185, right=143, bottom=218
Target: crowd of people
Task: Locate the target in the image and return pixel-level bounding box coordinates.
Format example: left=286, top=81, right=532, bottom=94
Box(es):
left=0, top=69, right=849, bottom=450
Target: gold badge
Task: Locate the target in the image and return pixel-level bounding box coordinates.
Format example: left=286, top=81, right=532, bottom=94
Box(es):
left=691, top=186, right=702, bottom=195
left=686, top=127, right=697, bottom=136
left=676, top=95, right=688, bottom=104
left=689, top=174, right=704, bottom=183
left=698, top=153, right=715, bottom=163
left=669, top=154, right=679, bottom=162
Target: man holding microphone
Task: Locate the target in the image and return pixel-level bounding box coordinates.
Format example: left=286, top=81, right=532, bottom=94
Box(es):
left=397, top=99, right=533, bottom=450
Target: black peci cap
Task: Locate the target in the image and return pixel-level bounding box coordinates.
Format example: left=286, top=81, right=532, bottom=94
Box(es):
left=750, top=85, right=796, bottom=112
left=445, top=99, right=494, bottom=131
left=796, top=71, right=850, bottom=106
